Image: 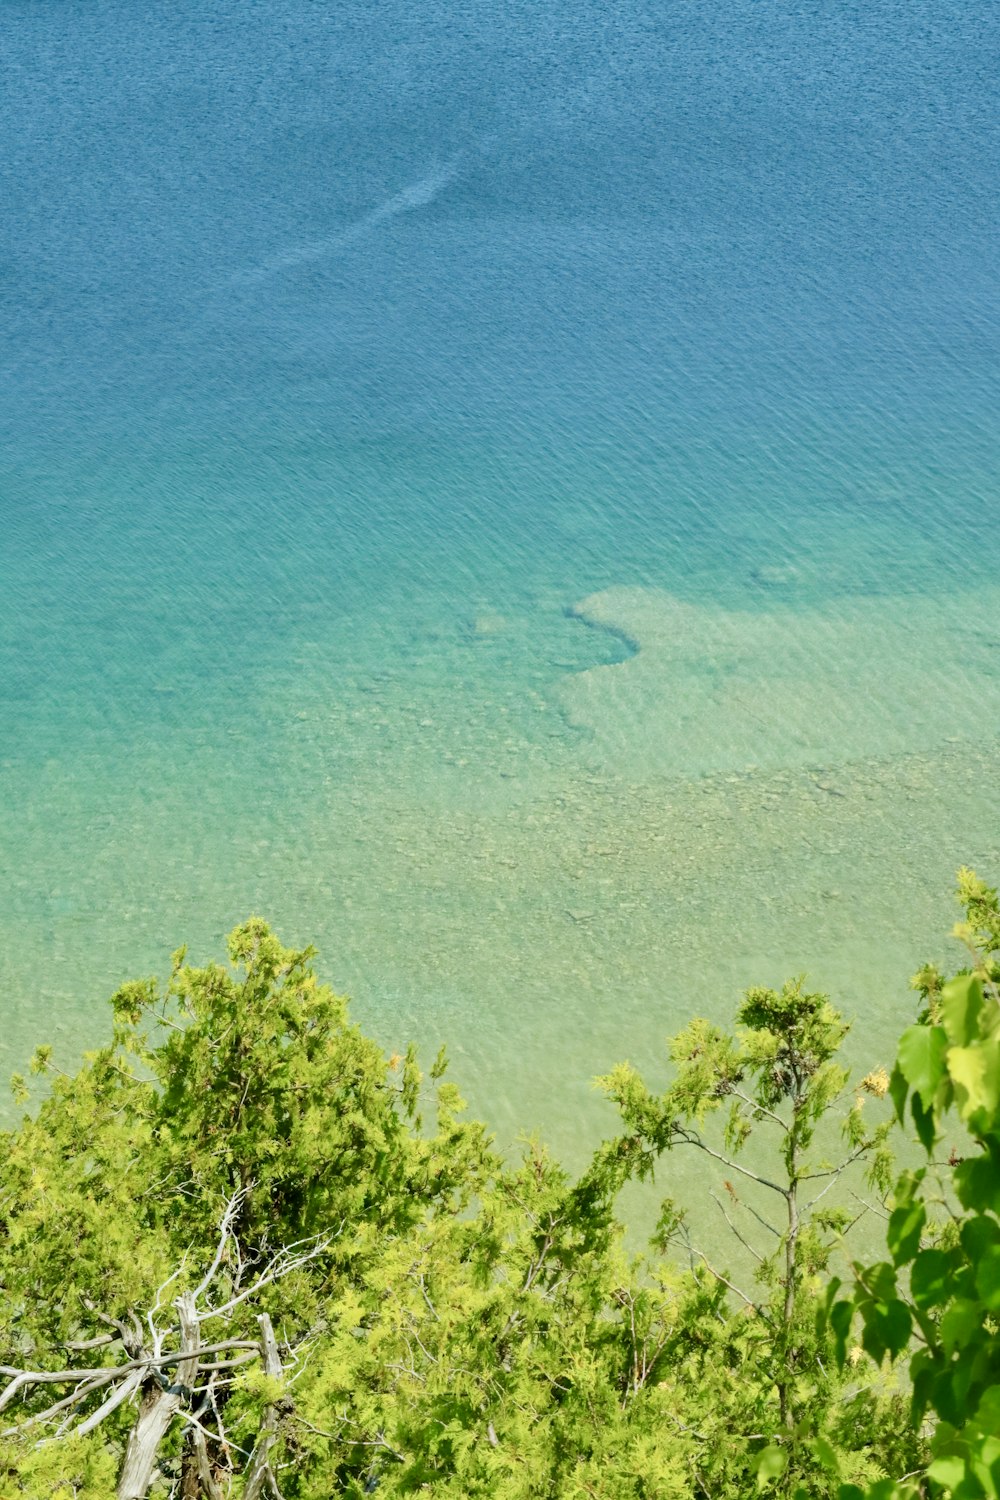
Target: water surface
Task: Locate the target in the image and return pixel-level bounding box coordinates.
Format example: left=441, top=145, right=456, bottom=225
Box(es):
left=2, top=0, right=999, bottom=1153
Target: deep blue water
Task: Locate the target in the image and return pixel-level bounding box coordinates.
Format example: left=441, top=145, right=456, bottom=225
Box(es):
left=2, top=0, right=999, bottom=1141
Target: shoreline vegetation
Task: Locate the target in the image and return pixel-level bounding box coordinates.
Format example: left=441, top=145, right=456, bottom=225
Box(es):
left=2, top=871, right=998, bottom=1498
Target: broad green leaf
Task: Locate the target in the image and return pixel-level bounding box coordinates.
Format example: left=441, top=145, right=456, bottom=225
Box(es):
left=897, top=1024, right=948, bottom=1105
left=948, top=1041, right=1000, bottom=1131
left=911, top=1089, right=937, bottom=1153
left=956, top=1154, right=1000, bottom=1215
left=974, top=1385, right=1000, bottom=1434
left=978, top=1432, right=1000, bottom=1470
left=926, top=1453, right=967, bottom=1489
left=813, top=1434, right=840, bottom=1474
left=887, top=1201, right=926, bottom=1267
left=862, top=1261, right=901, bottom=1303
left=961, top=1214, right=1000, bottom=1261
left=755, top=1444, right=787, bottom=1487
left=974, top=1246, right=1000, bottom=1312
left=939, top=1298, right=982, bottom=1354
left=861, top=1298, right=912, bottom=1363
left=889, top=1061, right=910, bottom=1124
left=829, top=1295, right=853, bottom=1366
left=910, top=1248, right=955, bottom=1310
left=882, top=1297, right=914, bottom=1360
left=941, top=974, right=985, bottom=1048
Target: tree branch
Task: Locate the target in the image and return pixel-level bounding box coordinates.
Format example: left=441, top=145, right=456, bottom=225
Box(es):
left=242, top=1314, right=287, bottom=1500
left=193, top=1186, right=253, bottom=1302
left=729, top=1089, right=789, bottom=1134
left=70, top=1369, right=144, bottom=1441
left=1, top=1340, right=261, bottom=1395
left=710, top=1192, right=765, bottom=1264
left=200, top=1232, right=336, bottom=1324
left=672, top=1127, right=788, bottom=1197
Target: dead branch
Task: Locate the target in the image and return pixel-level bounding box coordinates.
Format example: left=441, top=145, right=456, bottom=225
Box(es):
left=241, top=1313, right=288, bottom=1500
left=0, top=1196, right=335, bottom=1500
left=118, top=1291, right=202, bottom=1500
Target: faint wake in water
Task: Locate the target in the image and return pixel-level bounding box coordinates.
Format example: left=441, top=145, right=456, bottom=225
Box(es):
left=235, top=162, right=460, bottom=285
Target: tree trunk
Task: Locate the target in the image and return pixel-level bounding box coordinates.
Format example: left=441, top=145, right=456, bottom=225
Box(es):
left=180, top=1421, right=225, bottom=1500
left=117, top=1293, right=201, bottom=1500
left=778, top=1114, right=801, bottom=1432
left=242, top=1314, right=285, bottom=1500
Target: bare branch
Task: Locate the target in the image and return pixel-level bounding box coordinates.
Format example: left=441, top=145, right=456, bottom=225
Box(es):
left=118, top=1291, right=203, bottom=1500
left=79, top=1301, right=142, bottom=1349
left=1, top=1205, right=336, bottom=1488
left=182, top=1405, right=252, bottom=1461
left=200, top=1232, right=336, bottom=1324
left=193, top=1187, right=253, bottom=1303
left=147, top=1265, right=185, bottom=1353
left=414, top=1272, right=440, bottom=1323
left=740, top=1196, right=783, bottom=1241
left=800, top=1145, right=869, bottom=1184
left=696, top=1257, right=771, bottom=1324
left=63, top=1333, right=121, bottom=1353
left=70, top=1369, right=145, bottom=1440
left=242, top=1314, right=286, bottom=1500
left=1, top=1376, right=109, bottom=1439
left=729, top=1089, right=789, bottom=1134
left=672, top=1127, right=788, bottom=1197
left=850, top=1188, right=890, bottom=1223
left=710, top=1192, right=765, bottom=1264
left=185, top=1416, right=226, bottom=1500
left=0, top=1339, right=262, bottom=1420
left=299, top=1413, right=408, bottom=1465
left=191, top=1353, right=258, bottom=1376
left=690, top=1246, right=775, bottom=1328
left=806, top=1166, right=854, bottom=1213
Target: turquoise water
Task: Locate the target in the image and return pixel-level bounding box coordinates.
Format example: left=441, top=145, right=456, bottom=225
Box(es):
left=2, top=0, right=999, bottom=1152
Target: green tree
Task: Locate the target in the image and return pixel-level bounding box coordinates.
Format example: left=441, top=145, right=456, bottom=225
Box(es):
left=0, top=920, right=492, bottom=1496
left=598, top=975, right=909, bottom=1495
left=6, top=881, right=994, bottom=1498
left=833, top=870, right=1000, bottom=1500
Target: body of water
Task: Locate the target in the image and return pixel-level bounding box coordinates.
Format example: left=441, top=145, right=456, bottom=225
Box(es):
left=3, top=0, right=999, bottom=1152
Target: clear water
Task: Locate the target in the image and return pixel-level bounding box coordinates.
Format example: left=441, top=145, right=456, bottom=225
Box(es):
left=2, top=0, right=999, bottom=1155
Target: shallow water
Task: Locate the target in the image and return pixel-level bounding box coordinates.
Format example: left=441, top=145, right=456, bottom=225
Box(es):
left=2, top=0, right=999, bottom=1154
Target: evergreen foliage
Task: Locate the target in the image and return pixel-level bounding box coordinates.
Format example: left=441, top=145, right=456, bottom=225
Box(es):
left=0, top=877, right=996, bottom=1496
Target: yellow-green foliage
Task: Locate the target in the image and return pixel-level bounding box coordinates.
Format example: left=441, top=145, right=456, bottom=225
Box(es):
left=2, top=878, right=996, bottom=1496
left=0, top=1434, right=119, bottom=1498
